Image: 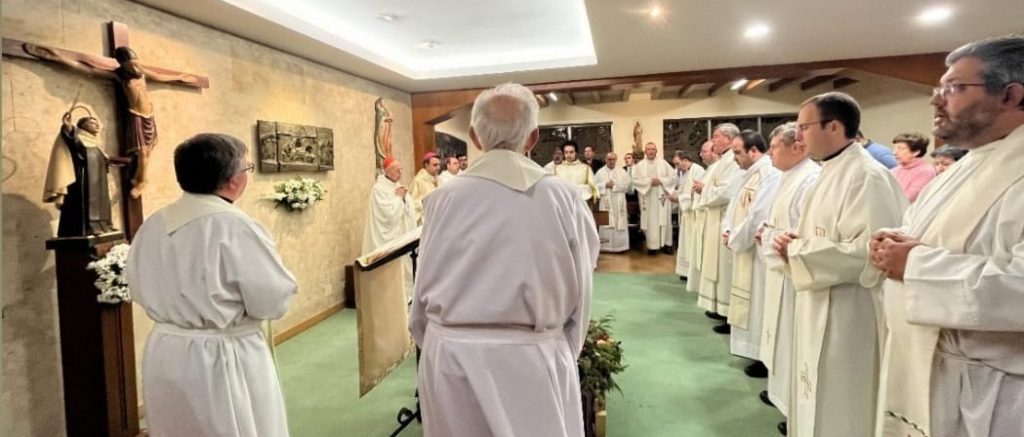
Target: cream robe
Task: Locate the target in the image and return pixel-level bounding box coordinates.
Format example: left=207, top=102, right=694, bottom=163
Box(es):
left=686, top=162, right=712, bottom=293
left=633, top=157, right=678, bottom=250
left=787, top=144, right=907, bottom=437
left=726, top=156, right=781, bottom=359
left=877, top=124, right=1024, bottom=437
left=676, top=164, right=706, bottom=275
left=759, top=158, right=820, bottom=417
left=363, top=174, right=416, bottom=298
left=595, top=165, right=631, bottom=252
left=409, top=168, right=439, bottom=224
left=697, top=151, right=742, bottom=315
left=438, top=170, right=458, bottom=185
left=554, top=161, right=598, bottom=201
left=127, top=193, right=298, bottom=437
left=410, top=149, right=599, bottom=437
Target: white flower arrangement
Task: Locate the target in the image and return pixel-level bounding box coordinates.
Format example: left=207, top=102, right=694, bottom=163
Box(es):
left=271, top=176, right=326, bottom=211
left=87, top=243, right=131, bottom=305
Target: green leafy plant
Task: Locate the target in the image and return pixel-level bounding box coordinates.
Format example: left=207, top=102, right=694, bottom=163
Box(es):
left=578, top=314, right=627, bottom=401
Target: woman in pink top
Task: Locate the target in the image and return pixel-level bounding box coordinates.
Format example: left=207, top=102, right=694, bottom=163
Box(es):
left=891, top=132, right=936, bottom=202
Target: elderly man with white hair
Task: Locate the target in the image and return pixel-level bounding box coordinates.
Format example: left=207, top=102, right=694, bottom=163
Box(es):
left=409, top=83, right=600, bottom=437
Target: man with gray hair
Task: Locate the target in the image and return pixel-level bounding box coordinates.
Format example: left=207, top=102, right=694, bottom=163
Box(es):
left=757, top=122, right=820, bottom=434
left=410, top=83, right=599, bottom=437
left=870, top=35, right=1024, bottom=437
left=693, top=123, right=743, bottom=328
left=128, top=134, right=297, bottom=436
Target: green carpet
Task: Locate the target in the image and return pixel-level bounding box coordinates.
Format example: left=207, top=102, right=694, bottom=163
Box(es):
left=277, top=273, right=783, bottom=436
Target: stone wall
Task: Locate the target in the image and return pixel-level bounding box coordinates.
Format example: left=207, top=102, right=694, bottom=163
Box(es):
left=1, top=0, right=413, bottom=435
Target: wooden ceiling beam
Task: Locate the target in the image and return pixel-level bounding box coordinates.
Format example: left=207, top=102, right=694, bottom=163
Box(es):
left=651, top=86, right=664, bottom=100
left=563, top=92, right=575, bottom=105
left=535, top=94, right=549, bottom=108
left=678, top=83, right=694, bottom=98
left=621, top=88, right=631, bottom=102
left=833, top=77, right=860, bottom=89
left=768, top=77, right=798, bottom=92
left=800, top=74, right=838, bottom=91
left=707, top=82, right=726, bottom=97
left=591, top=91, right=601, bottom=103
left=738, top=79, right=767, bottom=95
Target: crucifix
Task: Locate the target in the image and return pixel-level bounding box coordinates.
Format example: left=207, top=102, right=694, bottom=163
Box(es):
left=3, top=22, right=209, bottom=437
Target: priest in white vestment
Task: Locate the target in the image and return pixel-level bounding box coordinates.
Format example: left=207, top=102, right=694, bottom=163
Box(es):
left=757, top=123, right=820, bottom=425
left=775, top=93, right=907, bottom=437
left=672, top=153, right=705, bottom=277
left=543, top=148, right=564, bottom=173
left=363, top=156, right=416, bottom=298
left=438, top=156, right=459, bottom=185
left=409, top=83, right=599, bottom=437
left=128, top=134, right=297, bottom=437
left=409, top=152, right=441, bottom=224
left=687, top=142, right=717, bottom=293
left=870, top=38, right=1024, bottom=437
left=595, top=152, right=630, bottom=252
left=695, top=125, right=743, bottom=319
left=633, top=142, right=677, bottom=253
left=554, top=142, right=599, bottom=201
left=724, top=131, right=781, bottom=369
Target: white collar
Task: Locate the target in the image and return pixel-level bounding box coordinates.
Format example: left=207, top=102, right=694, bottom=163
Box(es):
left=163, top=192, right=245, bottom=234
left=460, top=149, right=548, bottom=192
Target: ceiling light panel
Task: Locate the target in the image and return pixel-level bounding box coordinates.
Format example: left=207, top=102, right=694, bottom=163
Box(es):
left=218, top=0, right=597, bottom=79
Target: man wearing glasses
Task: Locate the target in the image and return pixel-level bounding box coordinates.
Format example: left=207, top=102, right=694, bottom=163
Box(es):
left=773, top=92, right=907, bottom=437
left=128, top=134, right=297, bottom=437
left=871, top=35, right=1024, bottom=437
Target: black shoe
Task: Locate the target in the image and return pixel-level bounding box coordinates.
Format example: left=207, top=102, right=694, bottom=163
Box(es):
left=712, top=324, right=731, bottom=334
left=745, top=361, right=768, bottom=378
left=647, top=249, right=658, bottom=256
left=704, top=311, right=727, bottom=321
left=661, top=246, right=674, bottom=255
left=759, top=390, right=774, bottom=407
left=778, top=421, right=787, bottom=435
left=679, top=275, right=688, bottom=282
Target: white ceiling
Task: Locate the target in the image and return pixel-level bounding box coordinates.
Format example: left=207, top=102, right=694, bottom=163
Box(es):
left=135, top=0, right=1024, bottom=93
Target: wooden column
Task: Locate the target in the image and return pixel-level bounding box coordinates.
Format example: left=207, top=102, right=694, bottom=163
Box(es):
left=46, top=233, right=138, bottom=437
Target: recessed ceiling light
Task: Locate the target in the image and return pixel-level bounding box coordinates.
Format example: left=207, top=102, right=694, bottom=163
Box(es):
left=649, top=6, right=662, bottom=18
left=731, top=79, right=749, bottom=90
left=744, top=24, right=771, bottom=39
left=376, top=12, right=397, bottom=23
left=416, top=40, right=439, bottom=50
left=548, top=92, right=559, bottom=102
left=917, top=6, right=953, bottom=24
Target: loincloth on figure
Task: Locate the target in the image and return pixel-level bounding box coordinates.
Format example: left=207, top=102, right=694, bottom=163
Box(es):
left=126, top=110, right=158, bottom=154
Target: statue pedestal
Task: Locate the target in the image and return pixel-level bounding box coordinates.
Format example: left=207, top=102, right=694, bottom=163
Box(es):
left=46, top=233, right=140, bottom=437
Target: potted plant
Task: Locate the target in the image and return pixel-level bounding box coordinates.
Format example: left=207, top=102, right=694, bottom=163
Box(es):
left=578, top=314, right=627, bottom=437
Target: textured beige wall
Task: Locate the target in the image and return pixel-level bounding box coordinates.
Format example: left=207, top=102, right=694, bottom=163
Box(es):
left=437, top=75, right=935, bottom=159
left=2, top=0, right=412, bottom=435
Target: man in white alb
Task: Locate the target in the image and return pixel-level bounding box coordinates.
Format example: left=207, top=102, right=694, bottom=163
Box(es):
left=554, top=141, right=599, bottom=201
left=438, top=156, right=459, bottom=185
left=410, top=83, right=599, bottom=437
left=633, top=142, right=677, bottom=255
left=695, top=124, right=743, bottom=325
left=594, top=151, right=631, bottom=252
left=870, top=36, right=1024, bottom=437
left=671, top=151, right=705, bottom=279
left=774, top=92, right=906, bottom=437
left=363, top=156, right=416, bottom=298
left=128, top=134, right=297, bottom=437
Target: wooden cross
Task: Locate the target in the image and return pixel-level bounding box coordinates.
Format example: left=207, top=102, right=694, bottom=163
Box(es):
left=3, top=21, right=209, bottom=239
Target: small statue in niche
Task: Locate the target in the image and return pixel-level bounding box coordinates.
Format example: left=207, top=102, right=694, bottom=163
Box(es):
left=42, top=105, right=117, bottom=237
left=374, top=97, right=394, bottom=171
left=632, top=120, right=644, bottom=158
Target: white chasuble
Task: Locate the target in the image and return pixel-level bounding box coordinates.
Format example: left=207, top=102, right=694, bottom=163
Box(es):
left=877, top=124, right=1024, bottom=437
left=697, top=150, right=742, bottom=315
left=363, top=174, right=416, bottom=298
left=758, top=158, right=819, bottom=417
left=410, top=150, right=599, bottom=437
left=676, top=164, right=706, bottom=275
left=787, top=144, right=906, bottom=437
left=726, top=157, right=781, bottom=360
left=554, top=161, right=599, bottom=201
left=595, top=166, right=631, bottom=252
left=409, top=168, right=439, bottom=224
left=127, top=193, right=298, bottom=437
left=633, top=157, right=678, bottom=250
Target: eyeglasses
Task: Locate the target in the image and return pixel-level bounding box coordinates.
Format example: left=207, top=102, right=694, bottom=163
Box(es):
left=240, top=162, right=255, bottom=173
left=932, top=82, right=987, bottom=99
left=796, top=119, right=833, bottom=132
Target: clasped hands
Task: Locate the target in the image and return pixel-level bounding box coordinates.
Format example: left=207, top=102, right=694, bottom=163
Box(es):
left=869, top=230, right=922, bottom=281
